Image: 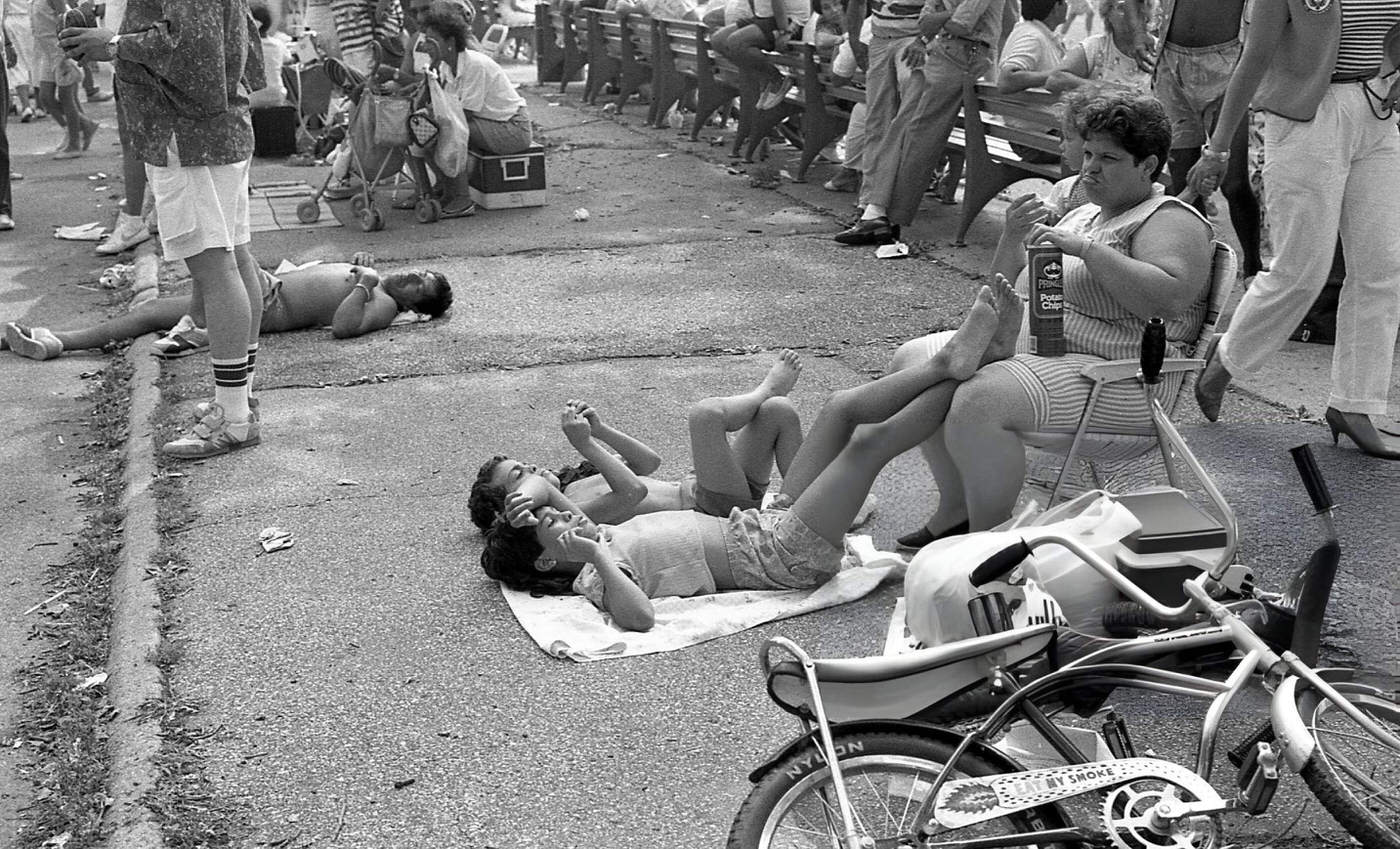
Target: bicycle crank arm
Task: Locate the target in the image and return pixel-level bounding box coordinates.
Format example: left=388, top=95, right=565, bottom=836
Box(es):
left=919, top=826, right=1101, bottom=847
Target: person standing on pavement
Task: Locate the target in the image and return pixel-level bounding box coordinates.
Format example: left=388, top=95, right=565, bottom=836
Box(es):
left=1188, top=0, right=1400, bottom=460
left=0, top=0, right=13, bottom=231
left=833, top=0, right=1013, bottom=246
left=93, top=0, right=158, bottom=257
left=60, top=0, right=271, bottom=460
left=1151, top=0, right=1263, bottom=281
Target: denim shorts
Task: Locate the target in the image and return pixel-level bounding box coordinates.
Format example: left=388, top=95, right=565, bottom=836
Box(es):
left=719, top=501, right=844, bottom=591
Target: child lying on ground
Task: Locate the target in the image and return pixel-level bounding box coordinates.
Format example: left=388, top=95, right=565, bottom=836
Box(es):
left=468, top=351, right=806, bottom=528
left=480, top=279, right=1021, bottom=631
left=3, top=252, right=453, bottom=360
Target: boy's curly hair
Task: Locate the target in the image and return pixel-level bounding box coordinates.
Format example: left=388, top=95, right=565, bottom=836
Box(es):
left=467, top=455, right=509, bottom=531
left=479, top=517, right=576, bottom=596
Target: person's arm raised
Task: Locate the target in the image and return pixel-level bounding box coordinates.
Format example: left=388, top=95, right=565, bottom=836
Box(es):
left=560, top=407, right=649, bottom=524
left=568, top=400, right=662, bottom=475
left=991, top=192, right=1051, bottom=283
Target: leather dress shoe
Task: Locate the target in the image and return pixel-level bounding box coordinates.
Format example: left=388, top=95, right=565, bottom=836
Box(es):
left=834, top=216, right=899, bottom=246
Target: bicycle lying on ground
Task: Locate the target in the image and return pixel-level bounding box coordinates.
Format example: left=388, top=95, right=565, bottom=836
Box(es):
left=730, top=321, right=1399, bottom=849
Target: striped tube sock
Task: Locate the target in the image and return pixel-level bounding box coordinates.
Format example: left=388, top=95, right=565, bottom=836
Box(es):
left=211, top=357, right=251, bottom=422
left=246, top=344, right=259, bottom=398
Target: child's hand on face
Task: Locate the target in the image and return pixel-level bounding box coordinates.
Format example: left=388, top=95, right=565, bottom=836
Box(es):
left=560, top=406, right=591, bottom=448
left=503, top=490, right=541, bottom=527
left=556, top=527, right=602, bottom=561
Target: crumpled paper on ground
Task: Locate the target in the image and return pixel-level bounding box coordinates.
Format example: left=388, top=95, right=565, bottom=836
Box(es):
left=259, top=526, right=295, bottom=553
left=54, top=222, right=107, bottom=241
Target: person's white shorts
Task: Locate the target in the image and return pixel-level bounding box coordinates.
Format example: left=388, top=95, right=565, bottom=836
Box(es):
left=145, top=160, right=252, bottom=262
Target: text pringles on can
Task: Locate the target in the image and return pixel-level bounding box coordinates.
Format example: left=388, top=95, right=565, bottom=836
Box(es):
left=1027, top=244, right=1066, bottom=357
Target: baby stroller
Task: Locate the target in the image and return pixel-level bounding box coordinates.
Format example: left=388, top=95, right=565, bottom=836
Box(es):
left=296, top=43, right=445, bottom=231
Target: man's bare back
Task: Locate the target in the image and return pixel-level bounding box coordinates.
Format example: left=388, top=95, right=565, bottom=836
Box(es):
left=1163, top=0, right=1246, bottom=49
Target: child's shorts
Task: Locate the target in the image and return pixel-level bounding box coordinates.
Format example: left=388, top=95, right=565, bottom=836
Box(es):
left=720, top=503, right=844, bottom=591
left=678, top=473, right=767, bottom=517
left=145, top=159, right=251, bottom=262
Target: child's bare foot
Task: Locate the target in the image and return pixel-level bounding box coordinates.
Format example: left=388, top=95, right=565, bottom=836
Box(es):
left=934, top=286, right=999, bottom=381
left=758, top=348, right=803, bottom=397
left=982, top=274, right=1023, bottom=366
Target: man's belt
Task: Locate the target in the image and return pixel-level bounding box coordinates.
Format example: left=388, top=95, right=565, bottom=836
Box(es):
left=1331, top=69, right=1378, bottom=84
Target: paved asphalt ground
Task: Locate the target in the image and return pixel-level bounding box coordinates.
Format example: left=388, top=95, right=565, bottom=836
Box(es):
left=3, top=60, right=1399, bottom=849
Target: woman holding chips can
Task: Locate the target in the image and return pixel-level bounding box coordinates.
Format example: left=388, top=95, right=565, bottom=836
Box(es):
left=888, top=90, right=1215, bottom=549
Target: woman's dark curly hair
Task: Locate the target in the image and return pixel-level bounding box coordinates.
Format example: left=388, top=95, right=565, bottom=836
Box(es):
left=1070, top=90, right=1172, bottom=181
left=420, top=0, right=473, bottom=52
left=480, top=517, right=576, bottom=596
left=466, top=456, right=601, bottom=531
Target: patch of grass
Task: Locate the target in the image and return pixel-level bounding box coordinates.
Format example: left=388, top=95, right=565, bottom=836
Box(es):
left=138, top=367, right=250, bottom=849
left=14, top=354, right=133, bottom=849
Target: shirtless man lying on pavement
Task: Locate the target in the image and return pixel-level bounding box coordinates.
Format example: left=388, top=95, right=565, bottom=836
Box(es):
left=3, top=252, right=454, bottom=360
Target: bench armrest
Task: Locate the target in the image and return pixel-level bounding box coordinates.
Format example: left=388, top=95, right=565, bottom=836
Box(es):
left=1078, top=357, right=1206, bottom=385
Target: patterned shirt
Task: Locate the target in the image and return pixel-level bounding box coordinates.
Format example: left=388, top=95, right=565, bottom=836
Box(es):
left=114, top=0, right=265, bottom=167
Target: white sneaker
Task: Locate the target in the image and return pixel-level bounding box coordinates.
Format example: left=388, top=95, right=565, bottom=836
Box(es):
left=150, top=315, right=210, bottom=359
left=96, top=212, right=152, bottom=256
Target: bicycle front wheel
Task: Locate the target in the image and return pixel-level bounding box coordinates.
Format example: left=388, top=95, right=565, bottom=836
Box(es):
left=1300, top=691, right=1400, bottom=848
left=727, top=731, right=1069, bottom=849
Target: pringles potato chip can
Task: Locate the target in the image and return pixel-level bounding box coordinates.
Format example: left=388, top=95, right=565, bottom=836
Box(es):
left=1027, top=244, right=1066, bottom=357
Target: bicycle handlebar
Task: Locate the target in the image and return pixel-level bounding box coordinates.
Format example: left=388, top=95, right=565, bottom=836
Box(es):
left=1140, top=318, right=1166, bottom=385
left=969, top=540, right=1034, bottom=587
left=1289, top=444, right=1334, bottom=516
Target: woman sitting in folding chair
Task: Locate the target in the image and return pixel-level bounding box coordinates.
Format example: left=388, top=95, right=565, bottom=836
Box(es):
left=887, top=90, right=1215, bottom=550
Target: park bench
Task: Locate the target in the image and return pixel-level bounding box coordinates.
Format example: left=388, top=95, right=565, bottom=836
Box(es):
left=738, top=42, right=863, bottom=181
left=534, top=0, right=587, bottom=87
left=651, top=18, right=742, bottom=142
left=582, top=9, right=654, bottom=112
left=954, top=81, right=1065, bottom=245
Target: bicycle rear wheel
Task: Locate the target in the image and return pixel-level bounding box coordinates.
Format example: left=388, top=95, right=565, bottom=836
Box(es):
left=728, top=731, right=1070, bottom=849
left=1299, top=691, right=1400, bottom=848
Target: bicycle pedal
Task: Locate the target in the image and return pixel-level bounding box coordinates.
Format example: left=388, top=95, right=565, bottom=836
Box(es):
left=1235, top=741, right=1279, bottom=814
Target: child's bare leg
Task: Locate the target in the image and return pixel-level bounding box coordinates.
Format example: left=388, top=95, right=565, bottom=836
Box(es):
left=729, top=395, right=803, bottom=487
left=52, top=296, right=193, bottom=351
left=57, top=82, right=82, bottom=151
left=690, top=350, right=802, bottom=497
left=792, top=382, right=961, bottom=546
left=781, top=286, right=999, bottom=500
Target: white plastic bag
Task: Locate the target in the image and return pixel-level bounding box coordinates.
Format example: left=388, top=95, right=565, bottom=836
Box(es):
left=1018, top=494, right=1142, bottom=636
left=902, top=493, right=1139, bottom=646
left=426, top=72, right=471, bottom=178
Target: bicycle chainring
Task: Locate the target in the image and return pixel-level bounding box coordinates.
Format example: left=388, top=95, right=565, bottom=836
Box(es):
left=1102, top=779, right=1221, bottom=849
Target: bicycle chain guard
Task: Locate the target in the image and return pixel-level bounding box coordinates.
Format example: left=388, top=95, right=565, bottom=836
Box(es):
left=933, top=757, right=1224, bottom=834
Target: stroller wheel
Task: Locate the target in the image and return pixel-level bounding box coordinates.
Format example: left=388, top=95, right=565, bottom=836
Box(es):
left=359, top=207, right=385, bottom=232
left=296, top=199, right=321, bottom=224
left=415, top=198, right=442, bottom=224
left=350, top=194, right=369, bottom=217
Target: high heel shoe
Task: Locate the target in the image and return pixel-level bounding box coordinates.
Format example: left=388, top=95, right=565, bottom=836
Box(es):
left=1324, top=407, right=1400, bottom=460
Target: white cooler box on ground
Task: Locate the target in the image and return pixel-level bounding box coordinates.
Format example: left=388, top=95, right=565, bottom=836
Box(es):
left=467, top=146, right=548, bottom=209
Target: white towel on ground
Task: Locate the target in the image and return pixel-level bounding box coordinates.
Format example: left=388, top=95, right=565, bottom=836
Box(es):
left=501, top=534, right=908, bottom=662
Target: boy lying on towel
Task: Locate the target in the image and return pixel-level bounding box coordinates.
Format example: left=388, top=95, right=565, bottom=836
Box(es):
left=479, top=279, right=1022, bottom=631
left=468, top=350, right=807, bottom=530
left=3, top=252, right=453, bottom=361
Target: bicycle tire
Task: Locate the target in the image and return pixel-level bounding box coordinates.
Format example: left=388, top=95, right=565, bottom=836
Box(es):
left=1299, top=691, right=1400, bottom=848
left=727, top=730, right=1070, bottom=849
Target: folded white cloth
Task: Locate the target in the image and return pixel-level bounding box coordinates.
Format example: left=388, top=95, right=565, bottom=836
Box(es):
left=501, top=534, right=908, bottom=662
